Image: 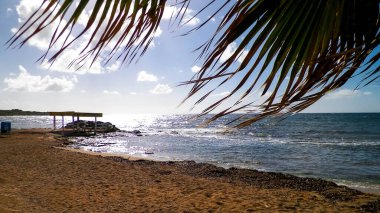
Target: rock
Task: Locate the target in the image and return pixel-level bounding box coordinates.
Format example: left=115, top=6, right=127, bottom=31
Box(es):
left=132, top=130, right=143, bottom=136
left=64, top=120, right=120, bottom=132
left=132, top=130, right=141, bottom=134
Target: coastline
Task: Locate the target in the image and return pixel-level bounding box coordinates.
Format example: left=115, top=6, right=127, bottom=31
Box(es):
left=0, top=129, right=379, bottom=212
left=57, top=146, right=150, bottom=162
left=62, top=146, right=380, bottom=196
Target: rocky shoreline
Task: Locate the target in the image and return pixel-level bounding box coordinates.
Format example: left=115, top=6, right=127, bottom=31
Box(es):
left=104, top=156, right=380, bottom=211
left=106, top=157, right=367, bottom=202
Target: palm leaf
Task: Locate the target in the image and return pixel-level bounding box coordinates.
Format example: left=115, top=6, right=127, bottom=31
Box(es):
left=182, top=0, right=379, bottom=127
left=7, top=0, right=168, bottom=67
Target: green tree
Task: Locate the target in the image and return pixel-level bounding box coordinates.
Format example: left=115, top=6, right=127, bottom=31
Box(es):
left=7, top=0, right=379, bottom=127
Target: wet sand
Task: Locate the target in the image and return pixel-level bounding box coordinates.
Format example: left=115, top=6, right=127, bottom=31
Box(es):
left=0, top=129, right=379, bottom=212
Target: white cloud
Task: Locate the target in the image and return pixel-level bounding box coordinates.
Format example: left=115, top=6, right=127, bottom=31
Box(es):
left=12, top=1, right=113, bottom=75
left=3, top=65, right=76, bottom=93
left=12, top=0, right=106, bottom=75
left=39, top=47, right=103, bottom=74
left=162, top=6, right=179, bottom=20
left=36, top=35, right=118, bottom=75
left=14, top=0, right=74, bottom=51
left=211, top=91, right=230, bottom=97
left=154, top=26, right=163, bottom=37
left=7, top=8, right=13, bottom=15
left=76, top=7, right=90, bottom=26
left=220, top=42, right=248, bottom=64
left=103, top=90, right=120, bottom=95
left=132, top=26, right=162, bottom=49
left=191, top=65, right=201, bottom=73
left=79, top=3, right=162, bottom=51
left=261, top=91, right=273, bottom=99
left=150, top=84, right=173, bottom=94
left=15, top=0, right=39, bottom=23
left=326, top=89, right=372, bottom=99
left=137, top=71, right=158, bottom=82
left=10, top=28, right=17, bottom=34
left=130, top=92, right=137, bottom=95
left=105, top=61, right=121, bottom=73
left=183, top=16, right=200, bottom=26
left=13, top=0, right=162, bottom=75
left=162, top=6, right=200, bottom=26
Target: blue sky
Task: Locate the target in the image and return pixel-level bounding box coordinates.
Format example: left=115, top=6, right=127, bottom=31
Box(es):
left=0, top=0, right=379, bottom=114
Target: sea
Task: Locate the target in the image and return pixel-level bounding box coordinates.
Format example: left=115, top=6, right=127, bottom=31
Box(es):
left=1, top=113, right=380, bottom=193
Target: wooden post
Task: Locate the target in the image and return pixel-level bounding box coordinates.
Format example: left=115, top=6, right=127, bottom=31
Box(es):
left=77, top=116, right=79, bottom=131
left=94, top=117, right=97, bottom=135
left=53, top=116, right=56, bottom=130
left=62, top=115, right=64, bottom=135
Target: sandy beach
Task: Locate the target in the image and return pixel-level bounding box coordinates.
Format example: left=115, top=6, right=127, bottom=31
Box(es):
left=0, top=129, right=379, bottom=212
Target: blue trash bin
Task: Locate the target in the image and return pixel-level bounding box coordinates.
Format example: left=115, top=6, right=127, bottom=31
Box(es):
left=1, top=122, right=11, bottom=134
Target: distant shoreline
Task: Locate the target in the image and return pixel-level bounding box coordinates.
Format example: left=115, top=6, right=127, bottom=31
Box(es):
left=0, top=109, right=48, bottom=116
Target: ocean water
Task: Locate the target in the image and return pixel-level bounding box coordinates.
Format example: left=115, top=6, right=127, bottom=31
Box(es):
left=1, top=113, right=380, bottom=192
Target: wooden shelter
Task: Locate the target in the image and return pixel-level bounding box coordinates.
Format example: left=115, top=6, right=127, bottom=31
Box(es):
left=48, top=111, right=103, bottom=134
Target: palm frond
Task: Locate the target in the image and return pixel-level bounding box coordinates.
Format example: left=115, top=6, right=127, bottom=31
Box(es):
left=7, top=0, right=170, bottom=66
left=182, top=0, right=379, bottom=127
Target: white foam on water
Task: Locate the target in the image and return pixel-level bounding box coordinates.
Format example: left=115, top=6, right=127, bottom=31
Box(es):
left=333, top=179, right=380, bottom=195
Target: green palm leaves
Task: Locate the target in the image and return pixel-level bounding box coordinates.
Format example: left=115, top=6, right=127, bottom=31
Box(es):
left=7, top=0, right=380, bottom=127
